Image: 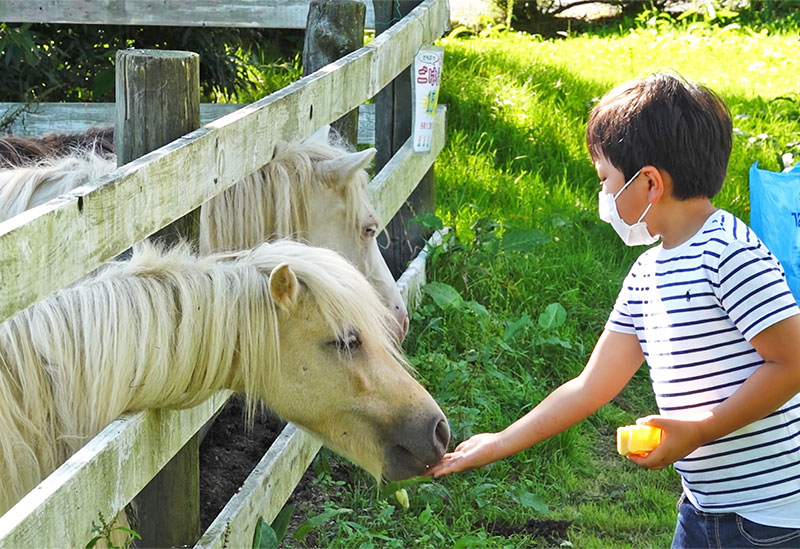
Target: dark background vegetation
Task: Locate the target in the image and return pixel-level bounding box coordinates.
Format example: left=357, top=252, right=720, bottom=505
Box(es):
left=1, top=1, right=798, bottom=105
left=0, top=24, right=303, bottom=103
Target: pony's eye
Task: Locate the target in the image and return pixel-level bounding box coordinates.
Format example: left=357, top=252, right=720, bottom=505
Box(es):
left=364, top=224, right=378, bottom=238
left=330, top=330, right=362, bottom=352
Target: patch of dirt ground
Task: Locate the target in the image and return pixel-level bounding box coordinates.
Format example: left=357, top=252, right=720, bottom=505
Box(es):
left=199, top=396, right=284, bottom=531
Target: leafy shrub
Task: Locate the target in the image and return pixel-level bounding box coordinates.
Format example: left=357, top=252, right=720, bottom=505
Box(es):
left=0, top=23, right=303, bottom=103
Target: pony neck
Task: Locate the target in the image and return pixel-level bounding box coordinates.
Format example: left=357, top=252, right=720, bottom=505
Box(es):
left=3, top=247, right=280, bottom=444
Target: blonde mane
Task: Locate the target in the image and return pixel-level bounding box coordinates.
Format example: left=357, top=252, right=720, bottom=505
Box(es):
left=199, top=136, right=369, bottom=253
left=0, top=239, right=399, bottom=515
left=0, top=152, right=116, bottom=221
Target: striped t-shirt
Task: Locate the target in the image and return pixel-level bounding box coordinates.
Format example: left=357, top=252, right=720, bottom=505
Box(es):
left=606, top=209, right=800, bottom=517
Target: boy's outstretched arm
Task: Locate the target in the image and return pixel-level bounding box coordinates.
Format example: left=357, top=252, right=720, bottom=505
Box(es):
left=630, top=314, right=800, bottom=470
left=427, top=329, right=644, bottom=477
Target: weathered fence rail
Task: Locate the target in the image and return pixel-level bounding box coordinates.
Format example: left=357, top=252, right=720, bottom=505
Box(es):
left=0, top=0, right=449, bottom=546
left=0, top=102, right=379, bottom=146
left=0, top=0, right=377, bottom=29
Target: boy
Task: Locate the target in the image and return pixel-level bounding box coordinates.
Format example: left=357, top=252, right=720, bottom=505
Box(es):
left=427, top=73, right=800, bottom=547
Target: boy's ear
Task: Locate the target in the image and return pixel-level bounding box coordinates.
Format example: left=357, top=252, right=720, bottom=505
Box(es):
left=641, top=165, right=666, bottom=203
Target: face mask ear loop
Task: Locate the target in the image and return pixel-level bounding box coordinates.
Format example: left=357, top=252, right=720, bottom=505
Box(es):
left=636, top=202, right=653, bottom=224
left=613, top=169, right=642, bottom=201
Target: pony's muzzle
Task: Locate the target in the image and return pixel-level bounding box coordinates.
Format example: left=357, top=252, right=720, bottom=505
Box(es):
left=383, top=411, right=450, bottom=480
left=392, top=305, right=409, bottom=343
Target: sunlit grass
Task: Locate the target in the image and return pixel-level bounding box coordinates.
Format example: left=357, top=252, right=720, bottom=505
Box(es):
left=282, top=10, right=800, bottom=548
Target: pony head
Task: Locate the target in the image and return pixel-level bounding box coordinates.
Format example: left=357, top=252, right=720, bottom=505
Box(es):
left=240, top=240, right=448, bottom=480
left=198, top=125, right=409, bottom=341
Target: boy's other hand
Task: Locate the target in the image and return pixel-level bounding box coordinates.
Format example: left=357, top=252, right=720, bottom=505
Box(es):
left=425, top=432, right=502, bottom=477
left=626, top=414, right=708, bottom=470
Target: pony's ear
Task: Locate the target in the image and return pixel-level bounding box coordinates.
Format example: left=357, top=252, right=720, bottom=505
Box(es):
left=269, top=262, right=299, bottom=312
left=304, top=125, right=331, bottom=146
left=316, top=148, right=376, bottom=188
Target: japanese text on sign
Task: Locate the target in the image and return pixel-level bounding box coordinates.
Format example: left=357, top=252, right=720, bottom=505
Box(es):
left=412, top=47, right=444, bottom=153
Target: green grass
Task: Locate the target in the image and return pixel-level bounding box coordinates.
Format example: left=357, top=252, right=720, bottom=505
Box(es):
left=281, top=9, right=800, bottom=548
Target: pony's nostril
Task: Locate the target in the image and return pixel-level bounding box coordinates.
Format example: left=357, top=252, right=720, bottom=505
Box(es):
left=392, top=309, right=409, bottom=343
left=433, top=417, right=450, bottom=453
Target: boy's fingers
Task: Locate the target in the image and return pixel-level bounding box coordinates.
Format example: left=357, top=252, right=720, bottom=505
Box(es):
left=428, top=462, right=454, bottom=477
left=627, top=448, right=667, bottom=470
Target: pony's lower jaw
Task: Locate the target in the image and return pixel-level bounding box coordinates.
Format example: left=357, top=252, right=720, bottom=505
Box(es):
left=382, top=444, right=443, bottom=481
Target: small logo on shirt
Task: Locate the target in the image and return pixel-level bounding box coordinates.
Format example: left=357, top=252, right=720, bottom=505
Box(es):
left=685, top=290, right=691, bottom=302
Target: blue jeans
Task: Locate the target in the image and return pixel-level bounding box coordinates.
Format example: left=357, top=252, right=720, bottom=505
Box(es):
left=672, top=497, right=800, bottom=548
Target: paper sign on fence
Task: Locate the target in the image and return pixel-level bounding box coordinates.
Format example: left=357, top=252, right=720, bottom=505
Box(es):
left=411, top=46, right=444, bottom=153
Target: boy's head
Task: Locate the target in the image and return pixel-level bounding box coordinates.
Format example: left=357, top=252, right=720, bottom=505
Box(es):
left=586, top=72, right=732, bottom=200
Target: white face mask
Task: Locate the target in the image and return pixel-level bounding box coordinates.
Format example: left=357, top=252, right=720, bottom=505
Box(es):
left=598, top=169, right=659, bottom=246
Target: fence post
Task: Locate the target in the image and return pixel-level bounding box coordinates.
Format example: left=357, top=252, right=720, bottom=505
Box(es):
left=115, top=49, right=202, bottom=547
left=115, top=49, right=202, bottom=244
left=373, top=0, right=435, bottom=278
left=303, top=0, right=366, bottom=147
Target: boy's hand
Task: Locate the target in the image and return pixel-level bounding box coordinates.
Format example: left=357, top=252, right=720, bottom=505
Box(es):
left=626, top=414, right=708, bottom=470
left=425, top=432, right=501, bottom=477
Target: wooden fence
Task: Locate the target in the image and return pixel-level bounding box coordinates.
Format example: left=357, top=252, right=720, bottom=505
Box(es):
left=0, top=0, right=377, bottom=29
left=0, top=0, right=449, bottom=546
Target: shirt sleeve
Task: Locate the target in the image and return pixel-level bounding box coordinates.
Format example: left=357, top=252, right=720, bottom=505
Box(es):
left=715, top=238, right=800, bottom=341
left=605, top=269, right=637, bottom=335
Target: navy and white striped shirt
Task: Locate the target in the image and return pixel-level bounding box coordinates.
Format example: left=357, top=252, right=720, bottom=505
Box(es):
left=607, top=210, right=800, bottom=517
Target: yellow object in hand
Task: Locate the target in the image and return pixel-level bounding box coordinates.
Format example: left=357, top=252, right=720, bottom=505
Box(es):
left=617, top=425, right=662, bottom=456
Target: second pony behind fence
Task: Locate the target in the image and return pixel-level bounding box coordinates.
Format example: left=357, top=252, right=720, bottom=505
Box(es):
left=0, top=125, right=409, bottom=339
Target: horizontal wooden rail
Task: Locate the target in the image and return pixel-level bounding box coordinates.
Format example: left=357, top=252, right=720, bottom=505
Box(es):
left=396, top=227, right=448, bottom=313
left=0, top=103, right=241, bottom=137
left=0, top=0, right=449, bottom=324
left=196, top=425, right=322, bottom=549
left=0, top=0, right=376, bottom=29
left=0, top=103, right=377, bottom=146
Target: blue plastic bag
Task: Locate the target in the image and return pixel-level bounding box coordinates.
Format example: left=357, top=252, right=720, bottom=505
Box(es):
left=749, top=161, right=800, bottom=302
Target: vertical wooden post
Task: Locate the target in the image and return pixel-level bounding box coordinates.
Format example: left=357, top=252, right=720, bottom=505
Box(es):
left=303, top=0, right=366, bottom=147
left=373, top=0, right=436, bottom=278
left=116, top=49, right=202, bottom=244
left=116, top=49, right=202, bottom=548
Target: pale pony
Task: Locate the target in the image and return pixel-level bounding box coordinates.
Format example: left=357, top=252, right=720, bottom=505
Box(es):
left=0, top=239, right=449, bottom=516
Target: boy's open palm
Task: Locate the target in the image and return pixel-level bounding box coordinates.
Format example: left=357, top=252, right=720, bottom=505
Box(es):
left=426, top=432, right=502, bottom=477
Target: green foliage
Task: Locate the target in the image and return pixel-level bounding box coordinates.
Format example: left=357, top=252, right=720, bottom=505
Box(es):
left=293, top=505, right=353, bottom=544
left=252, top=505, right=295, bottom=549
left=0, top=23, right=303, bottom=103
left=379, top=476, right=434, bottom=500
left=85, top=512, right=140, bottom=549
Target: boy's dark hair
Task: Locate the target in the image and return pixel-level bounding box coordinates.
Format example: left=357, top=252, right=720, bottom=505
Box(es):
left=586, top=72, right=732, bottom=200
